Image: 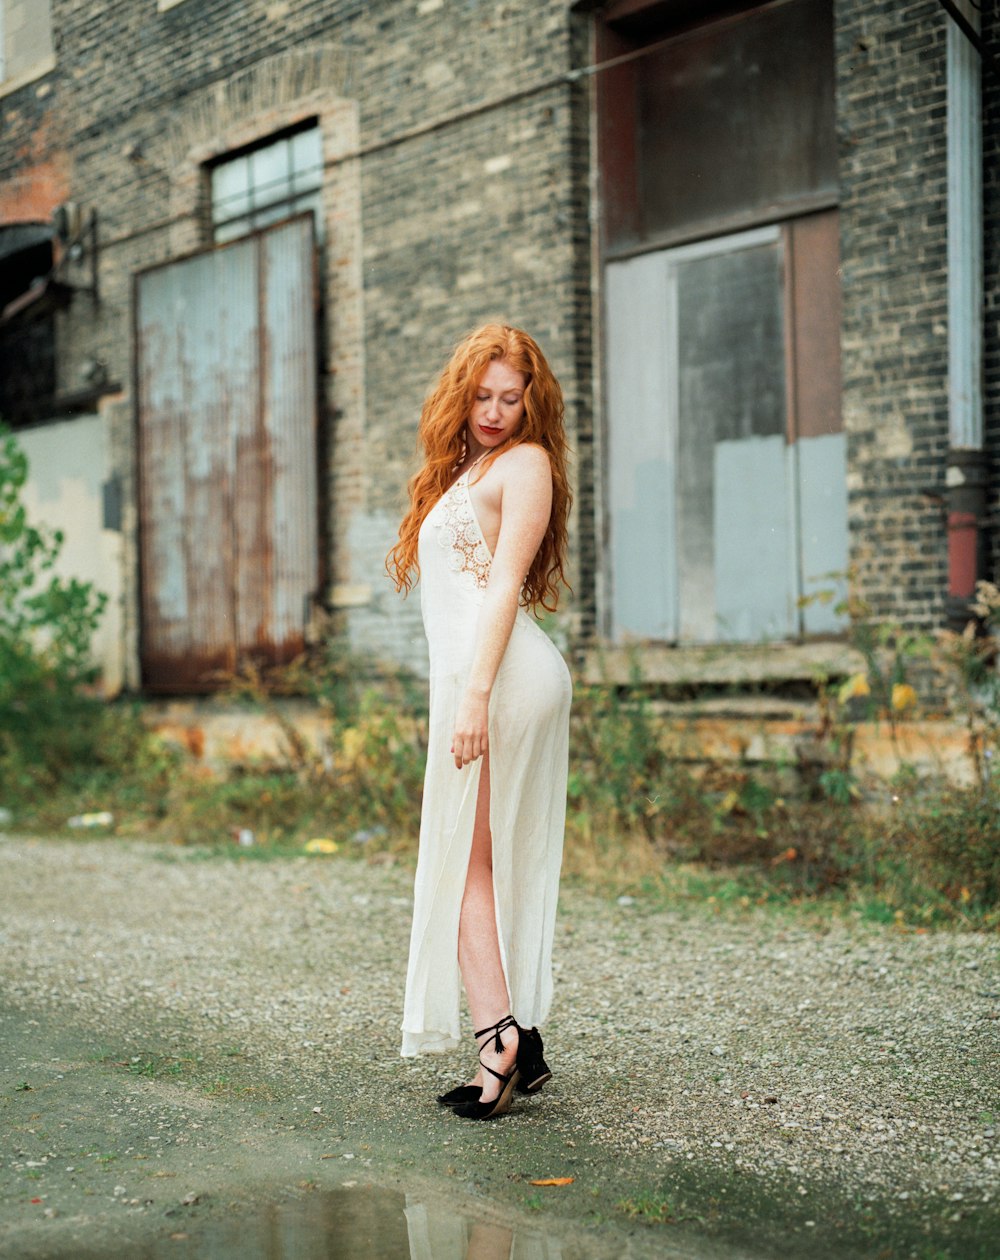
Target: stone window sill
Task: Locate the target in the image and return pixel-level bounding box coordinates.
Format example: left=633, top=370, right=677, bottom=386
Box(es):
left=0, top=53, right=56, bottom=100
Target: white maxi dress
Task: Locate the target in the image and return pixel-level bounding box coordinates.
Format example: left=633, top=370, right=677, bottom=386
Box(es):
left=400, top=464, right=572, bottom=1057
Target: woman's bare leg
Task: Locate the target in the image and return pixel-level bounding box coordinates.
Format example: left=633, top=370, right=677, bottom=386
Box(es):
left=458, top=751, right=518, bottom=1101
left=466, top=1222, right=514, bottom=1259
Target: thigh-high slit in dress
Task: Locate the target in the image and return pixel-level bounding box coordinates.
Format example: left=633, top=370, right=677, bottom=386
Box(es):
left=400, top=465, right=572, bottom=1057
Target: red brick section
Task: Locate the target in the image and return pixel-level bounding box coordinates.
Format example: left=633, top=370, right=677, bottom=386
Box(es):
left=0, top=114, right=71, bottom=225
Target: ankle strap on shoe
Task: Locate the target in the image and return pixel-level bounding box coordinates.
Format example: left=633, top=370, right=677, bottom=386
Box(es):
left=473, top=1014, right=517, bottom=1056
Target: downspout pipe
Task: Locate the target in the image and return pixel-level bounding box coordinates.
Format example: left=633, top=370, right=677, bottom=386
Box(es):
left=944, top=0, right=986, bottom=628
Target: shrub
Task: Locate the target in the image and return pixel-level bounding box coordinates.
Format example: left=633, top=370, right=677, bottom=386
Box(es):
left=884, top=783, right=1000, bottom=914
left=0, top=424, right=109, bottom=798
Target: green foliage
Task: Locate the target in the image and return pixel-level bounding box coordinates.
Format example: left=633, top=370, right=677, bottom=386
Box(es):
left=0, top=424, right=109, bottom=795
left=883, top=782, right=1000, bottom=913
left=569, top=677, right=699, bottom=844
left=210, top=646, right=428, bottom=846
left=2, top=497, right=995, bottom=929
left=818, top=767, right=856, bottom=806
left=0, top=425, right=106, bottom=681
left=616, top=1194, right=677, bottom=1224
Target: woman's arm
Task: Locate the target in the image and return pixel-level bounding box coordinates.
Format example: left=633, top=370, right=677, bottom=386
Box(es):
left=450, top=444, right=553, bottom=769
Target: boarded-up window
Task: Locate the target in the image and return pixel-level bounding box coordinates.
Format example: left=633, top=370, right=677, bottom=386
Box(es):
left=599, top=0, right=844, bottom=645
left=599, top=0, right=837, bottom=253
left=606, top=214, right=846, bottom=644
left=135, top=215, right=319, bottom=691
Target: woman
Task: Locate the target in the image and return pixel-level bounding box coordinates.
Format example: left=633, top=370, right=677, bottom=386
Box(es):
left=387, top=324, right=572, bottom=1121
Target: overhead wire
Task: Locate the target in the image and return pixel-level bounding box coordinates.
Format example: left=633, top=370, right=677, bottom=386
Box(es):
left=95, top=0, right=805, bottom=252
left=57, top=0, right=1000, bottom=259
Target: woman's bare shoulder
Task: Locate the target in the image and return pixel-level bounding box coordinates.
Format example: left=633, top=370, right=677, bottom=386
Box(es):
left=494, top=442, right=552, bottom=478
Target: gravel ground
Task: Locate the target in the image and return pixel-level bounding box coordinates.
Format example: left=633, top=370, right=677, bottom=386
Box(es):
left=1, top=835, right=997, bottom=1259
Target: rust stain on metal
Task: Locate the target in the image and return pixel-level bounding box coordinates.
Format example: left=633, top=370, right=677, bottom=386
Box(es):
left=784, top=209, right=842, bottom=442
left=135, top=214, right=319, bottom=691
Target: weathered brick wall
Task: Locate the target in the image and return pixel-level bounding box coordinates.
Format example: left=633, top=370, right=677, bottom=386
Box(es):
left=567, top=10, right=598, bottom=644
left=349, top=1, right=593, bottom=664
left=0, top=0, right=594, bottom=680
left=983, top=12, right=1000, bottom=582
left=835, top=0, right=951, bottom=627
left=6, top=0, right=989, bottom=684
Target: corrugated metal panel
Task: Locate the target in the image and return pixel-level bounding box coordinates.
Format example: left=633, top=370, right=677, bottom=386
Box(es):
left=606, top=252, right=678, bottom=642
left=259, top=220, right=318, bottom=657
left=714, top=436, right=795, bottom=642
left=135, top=215, right=318, bottom=691
left=798, top=433, right=849, bottom=636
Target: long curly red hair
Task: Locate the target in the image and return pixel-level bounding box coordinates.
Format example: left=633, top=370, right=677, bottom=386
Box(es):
left=386, top=324, right=571, bottom=612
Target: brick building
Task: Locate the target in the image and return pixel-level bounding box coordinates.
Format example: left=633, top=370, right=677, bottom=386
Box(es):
left=0, top=0, right=995, bottom=698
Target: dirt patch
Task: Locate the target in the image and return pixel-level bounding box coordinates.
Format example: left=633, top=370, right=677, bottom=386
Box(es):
left=1, top=838, right=996, bottom=1259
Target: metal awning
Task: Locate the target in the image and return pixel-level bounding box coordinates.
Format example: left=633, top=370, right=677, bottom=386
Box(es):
left=0, top=222, right=52, bottom=263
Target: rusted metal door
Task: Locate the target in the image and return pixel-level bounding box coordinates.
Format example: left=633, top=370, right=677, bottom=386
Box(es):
left=135, top=215, right=318, bottom=691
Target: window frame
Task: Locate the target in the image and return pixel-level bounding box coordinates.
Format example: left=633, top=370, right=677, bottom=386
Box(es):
left=206, top=122, right=325, bottom=246
left=597, top=0, right=838, bottom=261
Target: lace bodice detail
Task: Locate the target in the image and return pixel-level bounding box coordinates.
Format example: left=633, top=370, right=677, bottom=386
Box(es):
left=431, top=475, right=492, bottom=592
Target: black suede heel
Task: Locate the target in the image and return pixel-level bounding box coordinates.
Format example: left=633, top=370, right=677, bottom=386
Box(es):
left=516, top=1025, right=552, bottom=1093
left=438, top=1021, right=552, bottom=1106
left=437, top=1082, right=479, bottom=1106
left=451, top=1015, right=520, bottom=1121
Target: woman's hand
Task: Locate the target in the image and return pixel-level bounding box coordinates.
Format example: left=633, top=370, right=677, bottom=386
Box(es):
left=451, top=689, right=490, bottom=768
left=449, top=444, right=551, bottom=771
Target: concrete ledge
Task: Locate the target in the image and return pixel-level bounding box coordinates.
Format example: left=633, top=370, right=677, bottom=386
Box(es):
left=0, top=54, right=56, bottom=100
left=851, top=719, right=977, bottom=787
left=144, top=699, right=330, bottom=771
left=143, top=697, right=978, bottom=787
left=582, top=640, right=866, bottom=687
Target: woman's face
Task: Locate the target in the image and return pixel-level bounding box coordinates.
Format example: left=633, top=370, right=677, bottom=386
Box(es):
left=468, top=359, right=527, bottom=452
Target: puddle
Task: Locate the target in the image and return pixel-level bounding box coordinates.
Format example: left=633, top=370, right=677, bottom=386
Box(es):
left=74, top=1184, right=734, bottom=1260
left=168, top=1186, right=598, bottom=1258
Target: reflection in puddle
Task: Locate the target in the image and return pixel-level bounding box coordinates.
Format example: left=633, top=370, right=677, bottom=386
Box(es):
left=194, top=1186, right=563, bottom=1259
left=49, top=1181, right=744, bottom=1259
left=406, top=1195, right=561, bottom=1260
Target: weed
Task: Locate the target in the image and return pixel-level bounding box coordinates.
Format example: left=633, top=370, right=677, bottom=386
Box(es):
left=617, top=1193, right=677, bottom=1224
left=98, top=1050, right=200, bottom=1080
left=818, top=767, right=856, bottom=806
left=4, top=544, right=998, bottom=927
